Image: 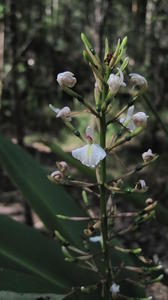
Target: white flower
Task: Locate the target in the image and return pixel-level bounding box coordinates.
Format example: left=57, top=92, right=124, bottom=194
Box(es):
left=129, top=73, right=148, bottom=89
left=56, top=161, right=69, bottom=173
left=72, top=126, right=106, bottom=168
left=57, top=71, right=77, bottom=88
left=120, top=105, right=135, bottom=132
left=110, top=283, right=120, bottom=295
left=89, top=236, right=102, bottom=243
left=107, top=68, right=126, bottom=95
left=49, top=104, right=72, bottom=121
left=132, top=112, right=148, bottom=127
left=142, top=149, right=154, bottom=162
left=120, top=106, right=148, bottom=131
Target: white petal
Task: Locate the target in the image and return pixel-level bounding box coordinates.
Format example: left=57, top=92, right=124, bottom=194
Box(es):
left=126, top=105, right=134, bottom=121
left=72, top=144, right=106, bottom=168
left=89, top=236, right=102, bottom=243
left=49, top=104, right=60, bottom=114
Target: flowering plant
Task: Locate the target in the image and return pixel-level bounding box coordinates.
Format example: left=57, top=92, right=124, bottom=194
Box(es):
left=47, top=33, right=162, bottom=299
left=0, top=33, right=165, bottom=300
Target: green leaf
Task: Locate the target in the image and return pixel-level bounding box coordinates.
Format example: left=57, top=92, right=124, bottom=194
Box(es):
left=0, top=215, right=98, bottom=292
left=0, top=291, right=64, bottom=300
left=0, top=269, right=62, bottom=293
left=0, top=135, right=90, bottom=246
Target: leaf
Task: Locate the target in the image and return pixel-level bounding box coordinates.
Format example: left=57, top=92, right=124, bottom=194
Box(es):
left=0, top=291, right=65, bottom=300
left=0, top=215, right=98, bottom=293
left=0, top=135, right=90, bottom=246
left=0, top=269, right=62, bottom=293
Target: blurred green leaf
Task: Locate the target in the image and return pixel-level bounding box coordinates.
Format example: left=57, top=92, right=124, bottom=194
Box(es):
left=0, top=135, right=89, bottom=246
left=0, top=292, right=64, bottom=300
left=0, top=214, right=98, bottom=292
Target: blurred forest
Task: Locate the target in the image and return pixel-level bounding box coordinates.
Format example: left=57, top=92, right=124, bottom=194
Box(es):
left=0, top=1, right=168, bottom=297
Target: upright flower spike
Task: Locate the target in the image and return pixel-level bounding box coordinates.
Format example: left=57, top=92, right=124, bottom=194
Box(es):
left=49, top=104, right=72, bottom=121
left=129, top=73, right=148, bottom=90
left=57, top=71, right=77, bottom=88
left=72, top=126, right=106, bottom=168
left=107, top=68, right=126, bottom=95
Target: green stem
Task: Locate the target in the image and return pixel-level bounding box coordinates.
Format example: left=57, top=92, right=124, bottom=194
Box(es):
left=99, top=112, right=112, bottom=298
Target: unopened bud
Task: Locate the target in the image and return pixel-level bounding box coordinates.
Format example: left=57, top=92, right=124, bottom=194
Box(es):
left=146, top=198, right=153, bottom=205
left=56, top=161, right=69, bottom=173
left=133, top=112, right=148, bottom=127
left=57, top=71, right=77, bottom=88
left=129, top=73, right=148, bottom=90
left=142, top=149, right=155, bottom=162
left=50, top=170, right=64, bottom=183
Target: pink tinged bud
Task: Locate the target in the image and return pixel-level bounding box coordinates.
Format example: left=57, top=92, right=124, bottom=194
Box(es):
left=56, top=107, right=71, bottom=121
left=110, top=283, right=120, bottom=295
left=132, top=112, right=148, bottom=127
left=129, top=73, right=148, bottom=89
left=85, top=126, right=94, bottom=143
left=49, top=104, right=72, bottom=121
left=107, top=68, right=126, bottom=95
left=142, top=149, right=154, bottom=162
left=57, top=161, right=69, bottom=173
left=57, top=71, right=77, bottom=88
left=50, top=170, right=64, bottom=182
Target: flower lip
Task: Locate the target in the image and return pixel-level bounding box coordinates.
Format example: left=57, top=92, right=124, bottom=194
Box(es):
left=72, top=143, right=106, bottom=168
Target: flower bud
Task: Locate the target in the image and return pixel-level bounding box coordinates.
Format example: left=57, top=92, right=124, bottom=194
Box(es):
left=56, top=107, right=71, bottom=121
left=107, top=68, right=126, bottom=95
left=49, top=104, right=72, bottom=121
left=142, top=149, right=154, bottom=162
left=57, top=71, right=77, bottom=88
left=110, top=283, right=120, bottom=295
left=132, top=112, right=148, bottom=127
left=56, top=161, right=69, bottom=173
left=50, top=170, right=64, bottom=183
left=129, top=73, right=148, bottom=90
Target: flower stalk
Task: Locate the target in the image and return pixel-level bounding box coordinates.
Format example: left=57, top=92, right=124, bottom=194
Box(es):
left=99, top=111, right=112, bottom=298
